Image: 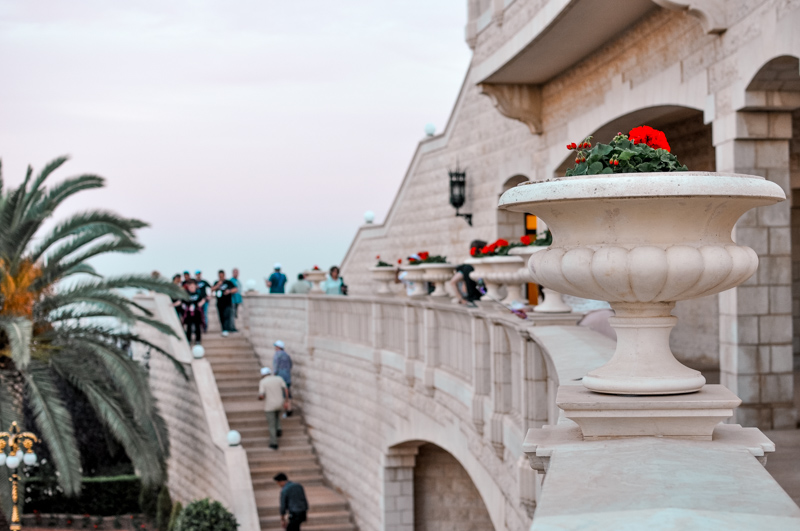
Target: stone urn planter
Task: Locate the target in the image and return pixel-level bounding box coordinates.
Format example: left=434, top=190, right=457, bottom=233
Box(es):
left=465, top=256, right=524, bottom=303
left=400, top=264, right=428, bottom=298
left=304, top=269, right=327, bottom=294
left=422, top=263, right=456, bottom=298
left=369, top=266, right=397, bottom=296
left=510, top=245, right=572, bottom=313
left=499, top=172, right=785, bottom=395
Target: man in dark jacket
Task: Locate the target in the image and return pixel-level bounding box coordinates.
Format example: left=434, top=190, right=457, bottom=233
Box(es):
left=273, top=473, right=308, bottom=530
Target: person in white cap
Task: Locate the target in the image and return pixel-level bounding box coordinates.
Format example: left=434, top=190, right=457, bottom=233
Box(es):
left=273, top=340, right=294, bottom=417
left=258, top=366, right=289, bottom=450
left=266, top=263, right=288, bottom=294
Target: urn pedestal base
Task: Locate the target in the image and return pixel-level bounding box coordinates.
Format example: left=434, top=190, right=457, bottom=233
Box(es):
left=557, top=384, right=741, bottom=441
left=583, top=302, right=706, bottom=395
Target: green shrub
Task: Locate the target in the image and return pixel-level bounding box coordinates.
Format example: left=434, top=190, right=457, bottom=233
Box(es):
left=175, top=499, right=238, bottom=531
left=24, top=475, right=141, bottom=516
left=156, top=486, right=173, bottom=530
left=167, top=502, right=182, bottom=531
left=139, top=483, right=160, bottom=521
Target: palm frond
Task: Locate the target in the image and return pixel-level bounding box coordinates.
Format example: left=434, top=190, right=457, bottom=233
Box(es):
left=33, top=236, right=142, bottom=291
left=52, top=355, right=166, bottom=487
left=23, top=361, right=82, bottom=496
left=25, top=156, right=69, bottom=208
left=28, top=210, right=147, bottom=263
left=0, top=316, right=32, bottom=369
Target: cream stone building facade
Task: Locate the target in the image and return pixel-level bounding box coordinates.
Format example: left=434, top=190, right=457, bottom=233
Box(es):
left=136, top=2, right=800, bottom=530
left=342, top=0, right=800, bottom=430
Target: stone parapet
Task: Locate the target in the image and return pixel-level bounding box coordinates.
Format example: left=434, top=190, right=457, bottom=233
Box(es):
left=241, top=293, right=612, bottom=530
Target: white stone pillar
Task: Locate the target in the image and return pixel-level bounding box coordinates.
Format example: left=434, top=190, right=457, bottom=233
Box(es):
left=715, top=110, right=796, bottom=428
left=383, top=447, right=418, bottom=531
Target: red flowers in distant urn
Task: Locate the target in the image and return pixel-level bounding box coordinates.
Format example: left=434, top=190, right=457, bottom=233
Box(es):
left=628, top=125, right=671, bottom=152
left=520, top=235, right=532, bottom=246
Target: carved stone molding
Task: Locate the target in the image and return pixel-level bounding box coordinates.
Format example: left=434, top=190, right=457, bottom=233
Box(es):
left=652, top=0, right=729, bottom=34
left=479, top=83, right=542, bottom=135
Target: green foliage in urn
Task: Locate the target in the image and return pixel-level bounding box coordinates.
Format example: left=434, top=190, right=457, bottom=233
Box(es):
left=175, top=499, right=238, bottom=531
left=565, top=126, right=688, bottom=177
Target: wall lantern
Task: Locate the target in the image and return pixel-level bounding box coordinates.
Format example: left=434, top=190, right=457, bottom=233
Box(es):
left=448, top=168, right=472, bottom=226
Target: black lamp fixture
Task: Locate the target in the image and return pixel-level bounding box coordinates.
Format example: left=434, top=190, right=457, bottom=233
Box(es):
left=448, top=167, right=472, bottom=226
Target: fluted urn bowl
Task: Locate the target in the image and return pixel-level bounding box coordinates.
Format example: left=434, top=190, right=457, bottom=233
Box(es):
left=499, top=172, right=785, bottom=395
left=422, top=263, right=455, bottom=298
left=465, top=256, right=524, bottom=302
left=369, top=266, right=397, bottom=296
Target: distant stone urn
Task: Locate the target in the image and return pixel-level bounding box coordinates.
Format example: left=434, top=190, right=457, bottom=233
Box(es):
left=500, top=172, right=785, bottom=395
left=304, top=269, right=327, bottom=294
left=369, top=266, right=397, bottom=296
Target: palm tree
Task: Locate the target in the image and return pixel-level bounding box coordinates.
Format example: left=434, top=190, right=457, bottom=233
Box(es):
left=0, top=156, right=186, bottom=507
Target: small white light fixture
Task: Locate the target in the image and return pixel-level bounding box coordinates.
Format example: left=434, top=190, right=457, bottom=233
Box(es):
left=364, top=210, right=375, bottom=224
left=192, top=345, right=205, bottom=359
left=6, top=455, right=20, bottom=469
left=424, top=123, right=436, bottom=136
left=227, top=430, right=242, bottom=447
left=23, top=452, right=37, bottom=466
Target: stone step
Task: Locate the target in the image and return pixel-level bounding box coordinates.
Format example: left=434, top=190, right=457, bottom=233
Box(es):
left=201, top=311, right=353, bottom=530
left=250, top=466, right=321, bottom=480
left=256, top=486, right=349, bottom=513
left=260, top=510, right=353, bottom=529
left=252, top=474, right=325, bottom=491
left=246, top=445, right=315, bottom=459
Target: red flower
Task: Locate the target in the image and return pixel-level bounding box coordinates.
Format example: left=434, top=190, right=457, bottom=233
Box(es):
left=481, top=245, right=491, bottom=255
left=397, top=259, right=402, bottom=264
left=487, top=243, right=497, bottom=253
left=419, top=252, right=430, bottom=260
left=470, top=247, right=476, bottom=256
left=495, top=239, right=509, bottom=247
left=520, top=235, right=532, bottom=246
left=376, top=255, right=380, bottom=260
left=628, top=125, right=670, bottom=152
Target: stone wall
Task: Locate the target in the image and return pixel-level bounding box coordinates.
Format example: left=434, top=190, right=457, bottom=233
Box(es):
left=132, top=295, right=232, bottom=508
left=413, top=444, right=494, bottom=531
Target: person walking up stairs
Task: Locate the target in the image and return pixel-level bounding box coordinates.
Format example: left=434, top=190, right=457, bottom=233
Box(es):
left=204, top=312, right=355, bottom=530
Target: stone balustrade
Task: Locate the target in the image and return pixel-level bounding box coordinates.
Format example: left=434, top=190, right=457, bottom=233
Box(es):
left=241, top=293, right=610, bottom=530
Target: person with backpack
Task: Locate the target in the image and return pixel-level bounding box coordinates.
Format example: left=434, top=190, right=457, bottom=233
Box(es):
left=266, top=263, right=288, bottom=294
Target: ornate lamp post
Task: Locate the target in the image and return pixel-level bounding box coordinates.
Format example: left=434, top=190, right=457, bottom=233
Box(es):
left=448, top=168, right=472, bottom=226
left=0, top=422, right=39, bottom=530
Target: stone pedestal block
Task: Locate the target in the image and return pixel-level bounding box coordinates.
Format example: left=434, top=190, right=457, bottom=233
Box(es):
left=556, top=385, right=741, bottom=440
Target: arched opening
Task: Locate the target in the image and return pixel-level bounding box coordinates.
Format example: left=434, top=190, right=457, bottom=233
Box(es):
left=413, top=443, right=494, bottom=530
left=554, top=106, right=719, bottom=381
left=746, top=55, right=800, bottom=406
left=497, top=174, right=530, bottom=242
left=383, top=442, right=495, bottom=531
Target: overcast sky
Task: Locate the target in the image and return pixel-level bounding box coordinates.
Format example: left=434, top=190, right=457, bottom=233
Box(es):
left=0, top=0, right=471, bottom=288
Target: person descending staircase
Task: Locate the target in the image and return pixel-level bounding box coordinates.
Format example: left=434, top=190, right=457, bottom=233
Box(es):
left=203, top=315, right=356, bottom=530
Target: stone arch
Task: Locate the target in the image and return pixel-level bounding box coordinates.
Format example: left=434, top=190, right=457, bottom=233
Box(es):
left=553, top=105, right=712, bottom=175
left=383, top=440, right=496, bottom=531
left=497, top=175, right=530, bottom=242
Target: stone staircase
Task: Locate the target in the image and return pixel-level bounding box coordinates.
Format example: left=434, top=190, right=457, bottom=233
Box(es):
left=203, top=316, right=356, bottom=531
